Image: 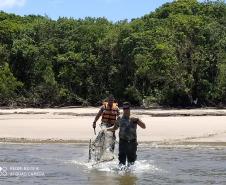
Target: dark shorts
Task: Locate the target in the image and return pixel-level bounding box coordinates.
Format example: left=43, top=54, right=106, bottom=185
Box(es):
left=118, top=139, right=137, bottom=165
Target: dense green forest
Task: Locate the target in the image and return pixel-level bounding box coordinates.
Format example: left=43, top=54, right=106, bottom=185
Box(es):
left=0, top=0, right=226, bottom=107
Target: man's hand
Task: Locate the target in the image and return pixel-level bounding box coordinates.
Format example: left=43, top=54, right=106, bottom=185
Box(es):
left=93, top=121, right=96, bottom=129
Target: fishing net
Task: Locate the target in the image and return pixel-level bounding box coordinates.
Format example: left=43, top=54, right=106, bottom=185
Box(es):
left=89, top=125, right=115, bottom=163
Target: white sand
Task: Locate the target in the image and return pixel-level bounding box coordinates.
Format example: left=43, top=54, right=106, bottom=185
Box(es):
left=0, top=108, right=226, bottom=143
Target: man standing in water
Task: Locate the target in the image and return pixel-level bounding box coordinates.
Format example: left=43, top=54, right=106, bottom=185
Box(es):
left=92, top=95, right=120, bottom=151
left=108, top=102, right=146, bottom=166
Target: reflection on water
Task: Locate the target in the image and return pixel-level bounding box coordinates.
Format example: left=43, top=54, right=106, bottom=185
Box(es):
left=0, top=143, right=226, bottom=185
left=117, top=175, right=137, bottom=185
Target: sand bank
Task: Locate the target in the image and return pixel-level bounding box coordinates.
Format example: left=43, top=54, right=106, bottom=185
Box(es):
left=0, top=108, right=226, bottom=144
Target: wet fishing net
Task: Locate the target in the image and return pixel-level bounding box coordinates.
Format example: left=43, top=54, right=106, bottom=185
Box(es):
left=89, top=126, right=115, bottom=163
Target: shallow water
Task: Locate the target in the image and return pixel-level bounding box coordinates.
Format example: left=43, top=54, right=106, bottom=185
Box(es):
left=0, top=143, right=226, bottom=185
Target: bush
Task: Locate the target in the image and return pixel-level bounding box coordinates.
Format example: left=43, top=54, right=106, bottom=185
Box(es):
left=124, top=86, right=142, bottom=106
left=0, top=63, right=23, bottom=105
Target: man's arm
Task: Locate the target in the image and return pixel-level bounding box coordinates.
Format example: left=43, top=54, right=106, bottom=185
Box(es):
left=93, top=108, right=103, bottom=128
left=137, top=119, right=146, bottom=129
left=116, top=107, right=120, bottom=117
left=131, top=117, right=146, bottom=129
left=107, top=117, right=120, bottom=131
left=106, top=124, right=118, bottom=132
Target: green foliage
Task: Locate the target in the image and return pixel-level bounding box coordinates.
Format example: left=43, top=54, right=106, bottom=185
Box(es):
left=124, top=86, right=142, bottom=105
left=1, top=1, right=226, bottom=107
left=0, top=63, right=23, bottom=105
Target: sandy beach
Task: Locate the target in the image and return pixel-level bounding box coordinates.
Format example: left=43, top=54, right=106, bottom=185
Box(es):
left=0, top=107, right=226, bottom=144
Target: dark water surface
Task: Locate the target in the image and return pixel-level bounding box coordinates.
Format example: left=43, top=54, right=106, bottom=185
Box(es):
left=0, top=143, right=226, bottom=185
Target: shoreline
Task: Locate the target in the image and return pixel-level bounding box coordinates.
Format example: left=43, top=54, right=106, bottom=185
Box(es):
left=1, top=137, right=226, bottom=147
left=1, top=107, right=226, bottom=117
left=1, top=108, right=226, bottom=145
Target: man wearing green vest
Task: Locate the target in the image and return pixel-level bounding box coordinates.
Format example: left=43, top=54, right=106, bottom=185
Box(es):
left=107, top=102, right=146, bottom=166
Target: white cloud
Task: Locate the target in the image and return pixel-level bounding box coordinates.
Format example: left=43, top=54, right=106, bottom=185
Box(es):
left=0, top=0, right=26, bottom=9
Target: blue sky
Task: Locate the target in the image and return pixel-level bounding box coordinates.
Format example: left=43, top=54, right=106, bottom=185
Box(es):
left=0, top=0, right=220, bottom=22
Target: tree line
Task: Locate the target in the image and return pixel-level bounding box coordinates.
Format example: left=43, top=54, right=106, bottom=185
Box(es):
left=0, top=0, right=226, bottom=107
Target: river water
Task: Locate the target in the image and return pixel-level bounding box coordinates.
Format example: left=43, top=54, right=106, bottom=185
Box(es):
left=0, top=143, right=226, bottom=185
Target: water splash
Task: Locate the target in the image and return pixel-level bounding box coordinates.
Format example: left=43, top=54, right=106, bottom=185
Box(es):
left=71, top=159, right=162, bottom=174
